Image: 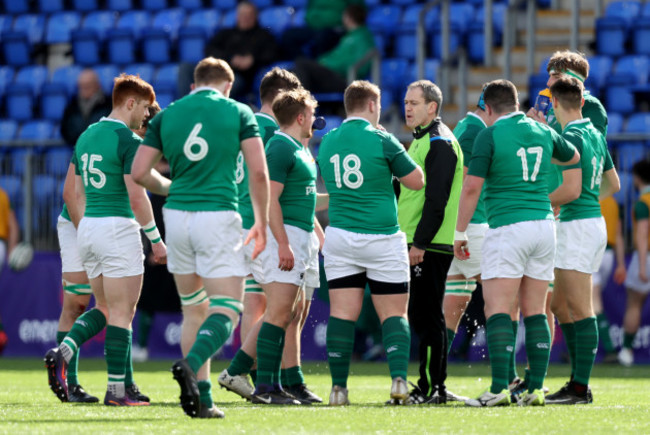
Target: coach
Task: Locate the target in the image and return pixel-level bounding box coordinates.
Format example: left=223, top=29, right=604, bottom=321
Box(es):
left=397, top=80, right=464, bottom=405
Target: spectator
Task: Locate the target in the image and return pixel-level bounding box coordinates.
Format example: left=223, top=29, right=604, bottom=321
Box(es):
left=205, top=1, right=278, bottom=101
left=60, top=69, right=112, bottom=146
left=293, top=5, right=375, bottom=95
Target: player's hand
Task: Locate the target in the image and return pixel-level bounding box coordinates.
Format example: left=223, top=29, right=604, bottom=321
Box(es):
left=454, top=240, right=470, bottom=260
left=245, top=223, right=267, bottom=260
left=278, top=242, right=295, bottom=271
left=409, top=246, right=425, bottom=266
left=151, top=241, right=167, bottom=265
left=613, top=264, right=627, bottom=285
left=526, top=107, right=547, bottom=124
left=639, top=269, right=648, bottom=283
left=553, top=205, right=561, bottom=218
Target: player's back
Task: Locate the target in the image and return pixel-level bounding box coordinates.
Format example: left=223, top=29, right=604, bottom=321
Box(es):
left=75, top=118, right=140, bottom=218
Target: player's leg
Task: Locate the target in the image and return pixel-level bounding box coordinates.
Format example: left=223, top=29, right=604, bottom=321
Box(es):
left=592, top=250, right=617, bottom=359
left=443, top=274, right=473, bottom=354
left=551, top=279, right=577, bottom=379
left=620, top=288, right=647, bottom=367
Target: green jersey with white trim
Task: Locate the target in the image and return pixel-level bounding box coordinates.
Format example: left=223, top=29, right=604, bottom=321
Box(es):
left=317, top=117, right=417, bottom=235
left=547, top=93, right=608, bottom=136
left=468, top=112, right=577, bottom=229
left=453, top=112, right=487, bottom=225
left=74, top=117, right=140, bottom=218
left=237, top=112, right=279, bottom=230
left=143, top=87, right=260, bottom=212
left=266, top=131, right=317, bottom=232
left=558, top=119, right=614, bottom=222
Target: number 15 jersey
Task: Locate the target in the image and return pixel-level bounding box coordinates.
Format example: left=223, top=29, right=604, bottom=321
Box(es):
left=144, top=87, right=260, bottom=212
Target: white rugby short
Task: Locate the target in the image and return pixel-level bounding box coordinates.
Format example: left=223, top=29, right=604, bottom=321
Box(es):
left=555, top=217, right=606, bottom=274
left=593, top=249, right=614, bottom=287
left=448, top=223, right=488, bottom=279
left=77, top=216, right=144, bottom=279
left=255, top=224, right=319, bottom=288
left=323, top=226, right=410, bottom=284
left=625, top=251, right=650, bottom=294
left=57, top=216, right=85, bottom=274
left=481, top=219, right=556, bottom=281
left=163, top=209, right=246, bottom=279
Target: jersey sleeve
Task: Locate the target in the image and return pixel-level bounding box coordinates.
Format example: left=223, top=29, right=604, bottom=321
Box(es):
left=266, top=140, right=294, bottom=184
left=550, top=128, right=577, bottom=163
left=560, top=130, right=582, bottom=171
left=143, top=111, right=163, bottom=150
left=467, top=128, right=494, bottom=178
left=584, top=98, right=608, bottom=136
left=458, top=126, right=479, bottom=168
left=239, top=104, right=261, bottom=141
left=381, top=132, right=417, bottom=178
left=634, top=200, right=650, bottom=220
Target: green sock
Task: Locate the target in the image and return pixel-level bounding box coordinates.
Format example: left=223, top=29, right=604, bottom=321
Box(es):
left=326, top=317, right=355, bottom=388
left=187, top=314, right=233, bottom=374
left=125, top=333, right=134, bottom=387
left=486, top=313, right=514, bottom=394
left=524, top=314, right=551, bottom=392
left=228, top=349, right=254, bottom=376
left=281, top=368, right=288, bottom=386
left=509, top=320, right=519, bottom=383
left=61, top=308, right=106, bottom=357
left=256, top=322, right=285, bottom=388
left=250, top=369, right=257, bottom=385
left=623, top=332, right=635, bottom=349
left=286, top=366, right=305, bottom=386
left=382, top=316, right=410, bottom=380
left=105, top=325, right=130, bottom=387
left=57, top=331, right=80, bottom=386
left=596, top=313, right=615, bottom=354
left=573, top=317, right=598, bottom=386
left=136, top=310, right=154, bottom=348
left=275, top=334, right=286, bottom=386
left=560, top=322, right=577, bottom=377
left=198, top=380, right=213, bottom=407
left=446, top=328, right=456, bottom=354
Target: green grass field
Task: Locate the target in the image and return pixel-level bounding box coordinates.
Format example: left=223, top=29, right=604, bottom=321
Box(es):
left=0, top=358, right=648, bottom=434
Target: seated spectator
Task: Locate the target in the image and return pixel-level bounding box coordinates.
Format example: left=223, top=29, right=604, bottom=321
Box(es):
left=205, top=1, right=278, bottom=101
left=293, top=5, right=375, bottom=95
left=60, top=69, right=112, bottom=146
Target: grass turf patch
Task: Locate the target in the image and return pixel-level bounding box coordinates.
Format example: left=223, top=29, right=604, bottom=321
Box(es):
left=0, top=358, right=648, bottom=434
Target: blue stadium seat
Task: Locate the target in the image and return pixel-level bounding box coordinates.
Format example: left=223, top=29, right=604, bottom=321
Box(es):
left=2, top=0, right=29, bottom=14
left=72, top=0, right=99, bottom=12
left=95, top=64, right=119, bottom=95
left=0, top=176, right=21, bottom=207
left=155, top=83, right=175, bottom=109
left=615, top=55, right=650, bottom=84
left=372, top=32, right=386, bottom=56
left=141, top=0, right=168, bottom=10
left=0, top=15, right=12, bottom=34
left=6, top=84, right=35, bottom=122
left=596, top=17, right=627, bottom=58
left=381, top=58, right=409, bottom=97
left=605, top=74, right=636, bottom=115
left=10, top=148, right=32, bottom=177
left=19, top=120, right=54, bottom=141
left=282, top=0, right=307, bottom=7
left=37, top=0, right=64, bottom=13
left=0, top=119, right=18, bottom=141
left=33, top=175, right=58, bottom=207
left=71, top=29, right=101, bottom=66
left=15, top=65, right=48, bottom=96
left=399, top=5, right=424, bottom=32
left=643, top=1, right=650, bottom=17
left=209, top=0, right=237, bottom=10
left=585, top=55, right=613, bottom=90
left=392, top=0, right=418, bottom=4
left=407, top=59, right=440, bottom=83
left=155, top=64, right=179, bottom=89
left=177, top=0, right=203, bottom=9
left=221, top=9, right=237, bottom=28
left=13, top=14, right=46, bottom=45
left=314, top=115, right=343, bottom=139
left=51, top=65, right=82, bottom=97
left=186, top=9, right=221, bottom=37
left=45, top=12, right=82, bottom=44
left=259, top=7, right=294, bottom=38
left=625, top=113, right=650, bottom=133
left=142, top=28, right=172, bottom=65
left=616, top=143, right=647, bottom=171
left=40, top=83, right=69, bottom=122
left=1, top=31, right=31, bottom=67
left=117, top=11, right=151, bottom=40
left=467, top=22, right=486, bottom=63
left=45, top=147, right=72, bottom=177
left=83, top=11, right=117, bottom=41
left=0, top=65, right=14, bottom=101
left=450, top=3, right=475, bottom=34
left=292, top=8, right=306, bottom=26
left=632, top=17, right=650, bottom=55
left=124, top=64, right=155, bottom=84
left=395, top=33, right=417, bottom=60
left=613, top=171, right=634, bottom=204
left=178, top=27, right=207, bottom=64
left=607, top=112, right=624, bottom=135
left=152, top=8, right=185, bottom=40
left=430, top=23, right=462, bottom=59
left=249, top=0, right=274, bottom=8
left=368, top=5, right=403, bottom=36
left=106, top=28, right=136, bottom=65
left=605, top=1, right=642, bottom=28
left=107, top=0, right=133, bottom=11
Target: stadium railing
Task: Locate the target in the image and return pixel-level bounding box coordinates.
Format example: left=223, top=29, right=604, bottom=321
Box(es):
left=504, top=0, right=537, bottom=82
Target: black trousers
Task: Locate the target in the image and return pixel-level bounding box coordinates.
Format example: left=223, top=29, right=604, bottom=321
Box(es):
left=292, top=58, right=348, bottom=94
left=408, top=250, right=453, bottom=396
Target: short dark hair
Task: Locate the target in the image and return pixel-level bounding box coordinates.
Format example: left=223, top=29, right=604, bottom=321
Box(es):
left=483, top=79, right=518, bottom=114
left=144, top=101, right=161, bottom=126
left=259, top=67, right=302, bottom=105
left=272, top=88, right=317, bottom=127
left=547, top=50, right=589, bottom=80
left=407, top=80, right=443, bottom=115
left=113, top=73, right=155, bottom=107
left=632, top=160, right=650, bottom=185
left=194, top=57, right=234, bottom=86
left=344, top=80, right=380, bottom=115
left=550, top=76, right=583, bottom=111
left=345, top=5, right=367, bottom=25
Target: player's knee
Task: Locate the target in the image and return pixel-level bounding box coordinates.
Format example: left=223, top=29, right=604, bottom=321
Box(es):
left=208, top=295, right=244, bottom=324
left=180, top=287, right=209, bottom=308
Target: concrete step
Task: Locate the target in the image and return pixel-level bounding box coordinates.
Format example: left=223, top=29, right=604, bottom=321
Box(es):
left=521, top=28, right=595, bottom=47
left=535, top=9, right=596, bottom=31
left=467, top=65, right=530, bottom=88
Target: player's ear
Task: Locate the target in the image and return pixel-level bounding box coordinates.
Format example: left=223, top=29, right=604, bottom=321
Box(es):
left=581, top=97, right=585, bottom=108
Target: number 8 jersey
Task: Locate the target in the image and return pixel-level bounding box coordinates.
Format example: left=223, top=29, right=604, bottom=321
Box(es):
left=143, top=87, right=260, bottom=212
left=74, top=117, right=142, bottom=218
left=468, top=112, right=577, bottom=229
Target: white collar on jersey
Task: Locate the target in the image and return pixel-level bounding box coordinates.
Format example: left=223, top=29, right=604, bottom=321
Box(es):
left=99, top=116, right=127, bottom=128
left=343, top=116, right=371, bottom=125
left=274, top=130, right=303, bottom=147
left=190, top=86, right=223, bottom=95
left=565, top=118, right=592, bottom=128
left=494, top=111, right=525, bottom=124
left=255, top=111, right=277, bottom=124
left=465, top=111, right=487, bottom=128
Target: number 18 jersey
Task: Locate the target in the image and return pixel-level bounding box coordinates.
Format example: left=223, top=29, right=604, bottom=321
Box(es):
left=144, top=87, right=260, bottom=212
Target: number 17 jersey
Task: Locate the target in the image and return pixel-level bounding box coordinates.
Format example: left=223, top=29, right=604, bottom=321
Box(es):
left=144, top=87, right=260, bottom=212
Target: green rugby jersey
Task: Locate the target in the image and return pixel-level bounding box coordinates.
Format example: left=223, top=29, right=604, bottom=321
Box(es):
left=468, top=112, right=577, bottom=229
left=547, top=93, right=608, bottom=136
left=266, top=131, right=317, bottom=232
left=317, top=117, right=417, bottom=235
left=237, top=112, right=279, bottom=230
left=558, top=119, right=614, bottom=222
left=74, top=117, right=140, bottom=218
left=453, top=112, right=487, bottom=225
left=144, top=87, right=260, bottom=212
